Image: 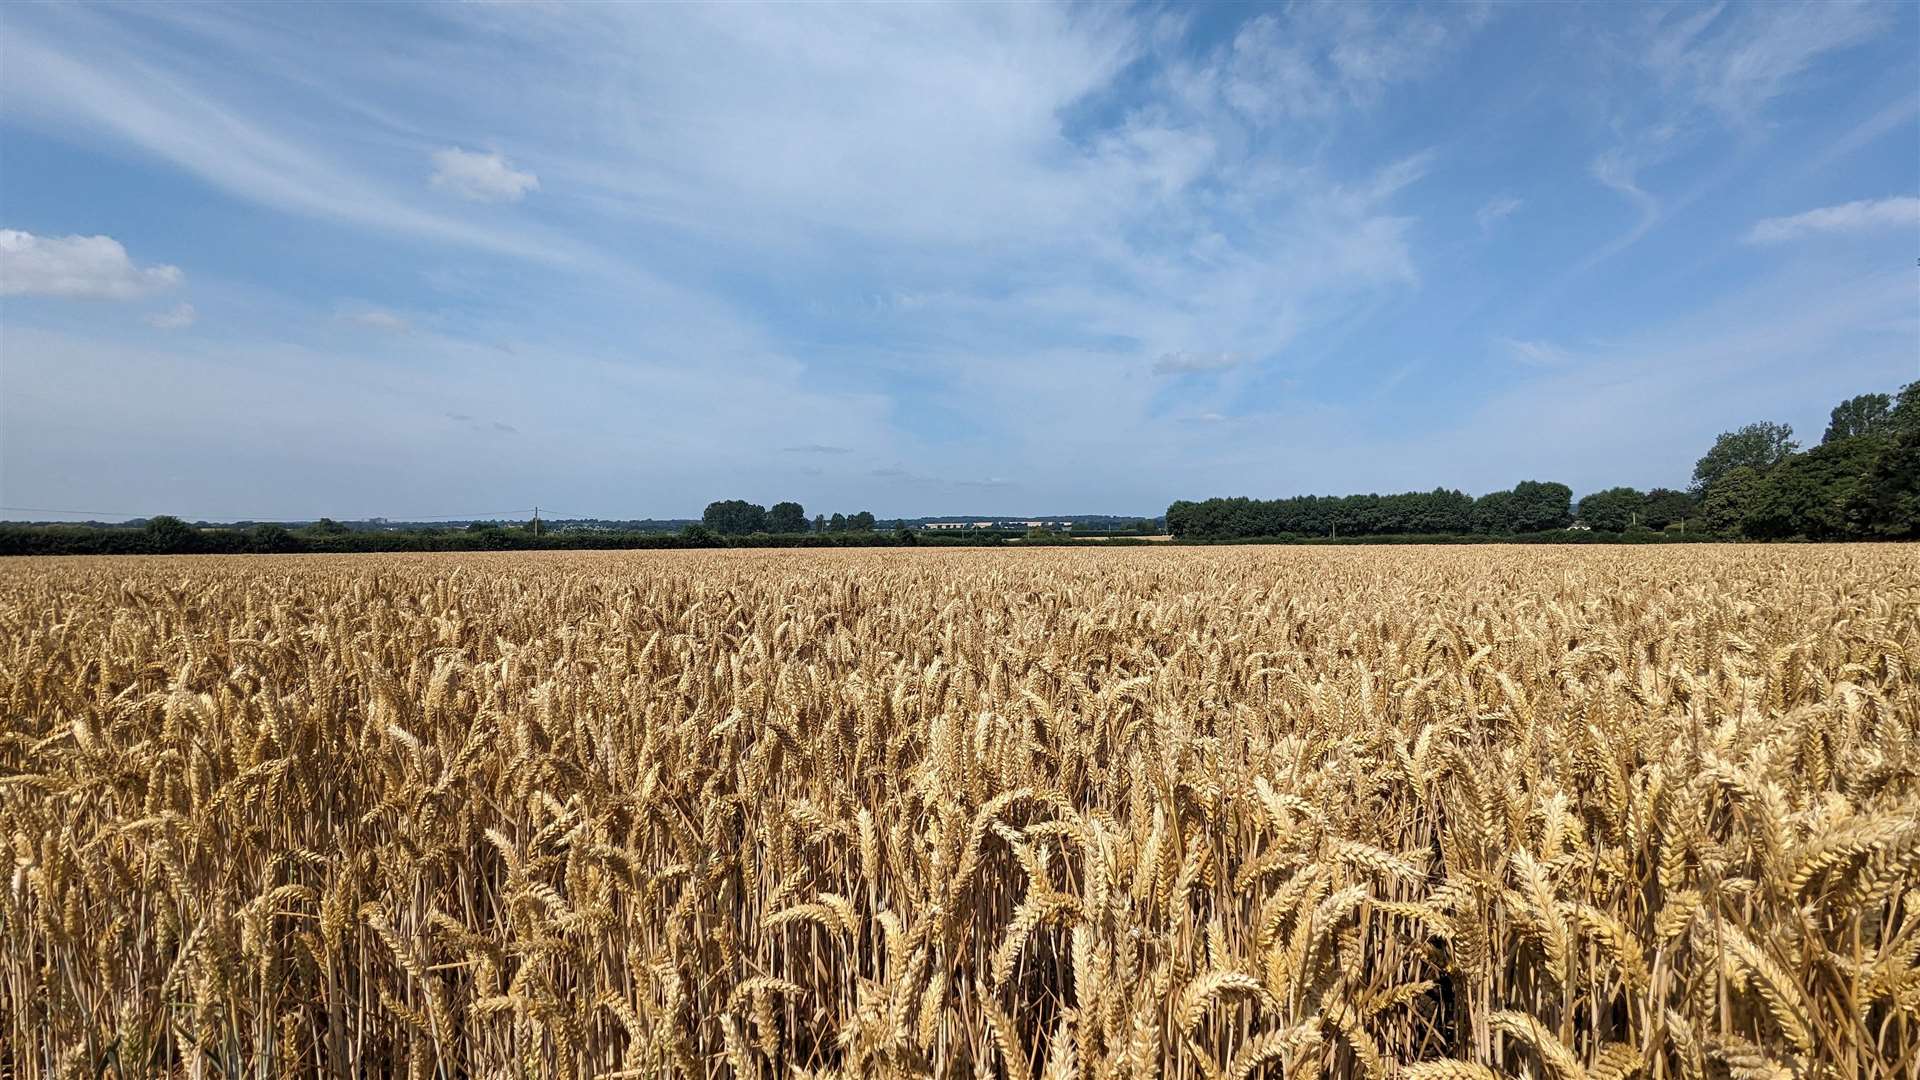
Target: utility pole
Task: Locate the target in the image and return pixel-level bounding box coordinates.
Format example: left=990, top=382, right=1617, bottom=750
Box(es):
left=533, top=506, right=540, bottom=537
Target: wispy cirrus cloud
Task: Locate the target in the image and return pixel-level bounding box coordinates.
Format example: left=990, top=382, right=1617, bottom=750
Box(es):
left=1571, top=2, right=1886, bottom=269
left=1475, top=195, right=1523, bottom=232
left=145, top=303, right=198, bottom=330
left=339, top=309, right=410, bottom=333
left=1501, top=338, right=1578, bottom=368
left=0, top=12, right=565, bottom=261
left=1745, top=196, right=1920, bottom=244
left=1643, top=0, right=1887, bottom=123
left=2, top=1, right=1911, bottom=519
left=1152, top=351, right=1243, bottom=375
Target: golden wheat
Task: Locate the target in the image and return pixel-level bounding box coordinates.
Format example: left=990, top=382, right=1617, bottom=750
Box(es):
left=1, top=545, right=1916, bottom=1078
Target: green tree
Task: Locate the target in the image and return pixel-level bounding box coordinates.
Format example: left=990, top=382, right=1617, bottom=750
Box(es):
left=1891, top=382, right=1920, bottom=436
left=828, top=513, right=847, bottom=531
left=1742, top=437, right=1880, bottom=539
left=1692, top=421, right=1796, bottom=494
left=1702, top=465, right=1761, bottom=536
left=701, top=500, right=768, bottom=535
left=1470, top=490, right=1519, bottom=534
left=1845, top=427, right=1920, bottom=538
left=144, top=515, right=199, bottom=552
left=1823, top=393, right=1892, bottom=444
left=248, top=524, right=298, bottom=553
left=1576, top=487, right=1645, bottom=532
left=848, top=511, right=877, bottom=531
left=813, top=514, right=826, bottom=533
left=1639, top=488, right=1697, bottom=530
left=1510, top=481, right=1574, bottom=532
left=766, top=501, right=808, bottom=533
left=308, top=517, right=351, bottom=535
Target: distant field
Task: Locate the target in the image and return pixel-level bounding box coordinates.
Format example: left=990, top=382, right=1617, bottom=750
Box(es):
left=3, top=547, right=1916, bottom=1078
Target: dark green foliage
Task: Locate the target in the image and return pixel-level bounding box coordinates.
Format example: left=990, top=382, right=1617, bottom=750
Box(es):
left=1892, top=383, right=1920, bottom=436
left=1741, top=437, right=1881, bottom=539
left=1691, top=421, right=1796, bottom=494
left=1824, top=393, right=1892, bottom=444
left=143, top=515, right=200, bottom=552
left=1509, top=481, right=1574, bottom=532
left=1639, top=488, right=1697, bottom=530
left=767, top=501, right=808, bottom=533
left=248, top=524, right=298, bottom=553
left=1845, top=427, right=1920, bottom=538
left=1469, top=490, right=1518, bottom=535
left=848, top=511, right=877, bottom=531
left=1702, top=466, right=1761, bottom=537
left=1466, top=482, right=1572, bottom=535
left=1170, top=487, right=1480, bottom=539
left=702, top=500, right=768, bottom=534
left=1162, top=390, right=1910, bottom=545
left=0, top=524, right=1051, bottom=556
left=1576, top=487, right=1645, bottom=532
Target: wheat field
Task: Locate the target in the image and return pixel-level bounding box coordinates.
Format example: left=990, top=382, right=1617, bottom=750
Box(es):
left=2, top=546, right=1916, bottom=1079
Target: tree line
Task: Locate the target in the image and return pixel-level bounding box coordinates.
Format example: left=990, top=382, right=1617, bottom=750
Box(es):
left=700, top=500, right=878, bottom=535
left=5, top=382, right=1910, bottom=556
left=1168, top=382, right=1918, bottom=541
left=0, top=518, right=1005, bottom=557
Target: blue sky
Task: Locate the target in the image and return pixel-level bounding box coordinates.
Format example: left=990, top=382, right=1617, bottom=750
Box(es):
left=2, top=1, right=1915, bottom=521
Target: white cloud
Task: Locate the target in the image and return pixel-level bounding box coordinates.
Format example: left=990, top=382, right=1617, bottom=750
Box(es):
left=1565, top=2, right=1885, bottom=275
left=144, top=303, right=197, bottom=329
left=0, top=3, right=1498, bottom=516
left=0, top=229, right=183, bottom=299
left=1744, top=196, right=1920, bottom=244
left=1217, top=5, right=1473, bottom=124
left=429, top=147, right=540, bottom=203
left=1152, top=351, right=1242, bottom=375
left=1501, top=338, right=1577, bottom=368
left=0, top=22, right=561, bottom=261
left=340, top=309, right=410, bottom=332
left=1646, top=1, right=1886, bottom=122
left=1476, top=195, right=1523, bottom=231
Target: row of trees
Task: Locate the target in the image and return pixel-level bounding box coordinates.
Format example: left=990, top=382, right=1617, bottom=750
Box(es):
left=1168, top=382, right=1916, bottom=542
left=1691, top=385, right=1917, bottom=540
left=0, top=517, right=1000, bottom=556
left=1167, top=481, right=1584, bottom=540
left=700, top=500, right=878, bottom=536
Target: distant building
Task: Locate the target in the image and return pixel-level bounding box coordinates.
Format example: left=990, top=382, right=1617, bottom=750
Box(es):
left=920, top=519, right=1077, bottom=531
